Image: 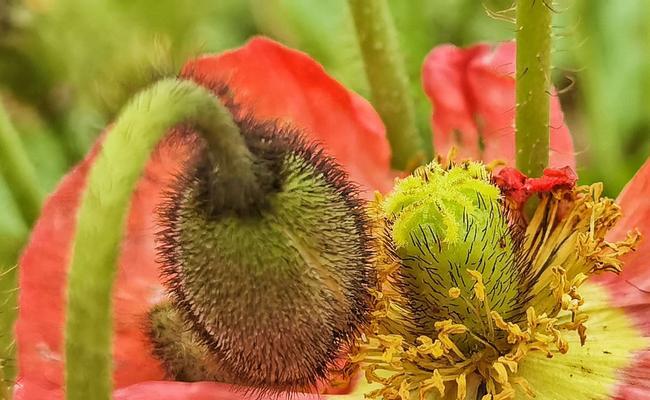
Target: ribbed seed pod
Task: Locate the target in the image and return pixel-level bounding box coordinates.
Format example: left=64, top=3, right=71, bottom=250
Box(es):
left=382, top=162, right=526, bottom=347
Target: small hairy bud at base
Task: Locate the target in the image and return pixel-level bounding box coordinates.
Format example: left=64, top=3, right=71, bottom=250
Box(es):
left=147, top=301, right=234, bottom=383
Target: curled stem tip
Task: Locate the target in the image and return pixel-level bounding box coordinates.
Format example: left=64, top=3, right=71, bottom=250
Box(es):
left=64, top=78, right=259, bottom=400
left=348, top=0, right=424, bottom=170
left=515, top=0, right=553, bottom=178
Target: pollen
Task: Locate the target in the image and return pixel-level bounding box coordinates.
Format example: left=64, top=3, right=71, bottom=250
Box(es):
left=353, top=161, right=640, bottom=400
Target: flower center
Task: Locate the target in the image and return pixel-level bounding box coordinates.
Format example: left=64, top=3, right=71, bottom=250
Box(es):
left=353, top=162, right=640, bottom=400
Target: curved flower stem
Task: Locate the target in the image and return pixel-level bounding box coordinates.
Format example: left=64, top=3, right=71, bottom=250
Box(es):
left=0, top=102, right=44, bottom=227
left=515, top=0, right=552, bottom=178
left=64, top=79, right=260, bottom=400
left=348, top=0, right=424, bottom=170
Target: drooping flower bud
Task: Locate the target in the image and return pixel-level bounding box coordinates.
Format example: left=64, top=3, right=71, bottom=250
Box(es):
left=153, top=114, right=376, bottom=391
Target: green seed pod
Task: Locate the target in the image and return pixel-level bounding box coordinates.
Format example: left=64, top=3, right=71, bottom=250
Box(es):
left=154, top=116, right=375, bottom=391
left=382, top=162, right=525, bottom=344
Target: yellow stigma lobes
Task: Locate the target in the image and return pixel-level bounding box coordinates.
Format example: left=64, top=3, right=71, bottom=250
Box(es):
left=384, top=161, right=499, bottom=247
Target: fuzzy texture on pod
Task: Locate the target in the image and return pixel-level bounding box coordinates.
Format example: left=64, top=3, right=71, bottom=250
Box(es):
left=154, top=108, right=376, bottom=392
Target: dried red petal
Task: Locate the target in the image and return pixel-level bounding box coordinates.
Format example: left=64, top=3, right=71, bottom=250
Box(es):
left=494, top=166, right=578, bottom=207
left=525, top=166, right=578, bottom=193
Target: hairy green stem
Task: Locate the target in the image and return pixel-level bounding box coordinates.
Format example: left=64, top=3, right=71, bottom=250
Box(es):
left=65, top=78, right=259, bottom=400
left=515, top=0, right=552, bottom=177
left=348, top=0, right=424, bottom=170
left=0, top=103, right=44, bottom=226
left=0, top=264, right=18, bottom=394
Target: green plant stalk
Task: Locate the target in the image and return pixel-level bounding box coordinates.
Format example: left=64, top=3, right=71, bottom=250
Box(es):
left=0, top=103, right=44, bottom=226
left=348, top=0, right=424, bottom=170
left=0, top=264, right=18, bottom=395
left=65, top=78, right=260, bottom=400
left=515, top=0, right=552, bottom=178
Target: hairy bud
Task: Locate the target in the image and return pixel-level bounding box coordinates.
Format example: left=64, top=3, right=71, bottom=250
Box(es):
left=153, top=117, right=375, bottom=391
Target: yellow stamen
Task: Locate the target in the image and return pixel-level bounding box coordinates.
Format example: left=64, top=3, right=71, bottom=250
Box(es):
left=352, top=164, right=640, bottom=400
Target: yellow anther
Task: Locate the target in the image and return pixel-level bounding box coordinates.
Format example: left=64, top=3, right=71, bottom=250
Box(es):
left=416, top=336, right=444, bottom=358
left=455, top=373, right=467, bottom=400
left=435, top=320, right=469, bottom=335
left=448, top=287, right=461, bottom=299
left=467, top=269, right=486, bottom=302
left=398, top=379, right=410, bottom=400
left=492, top=362, right=509, bottom=385
left=497, top=356, right=518, bottom=373
left=420, top=369, right=446, bottom=398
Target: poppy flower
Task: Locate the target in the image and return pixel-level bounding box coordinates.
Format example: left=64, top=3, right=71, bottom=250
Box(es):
left=12, top=37, right=649, bottom=400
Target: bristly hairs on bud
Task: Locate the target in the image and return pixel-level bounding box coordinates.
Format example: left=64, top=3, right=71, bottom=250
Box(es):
left=154, top=79, right=376, bottom=393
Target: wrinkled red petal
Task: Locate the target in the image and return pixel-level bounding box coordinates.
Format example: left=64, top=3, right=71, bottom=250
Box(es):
left=181, top=37, right=394, bottom=196
left=594, top=159, right=650, bottom=398
left=494, top=166, right=577, bottom=207
left=422, top=42, right=575, bottom=169
left=492, top=167, right=528, bottom=204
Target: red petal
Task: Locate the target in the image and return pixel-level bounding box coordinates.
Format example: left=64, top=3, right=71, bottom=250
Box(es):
left=593, top=159, right=650, bottom=398
left=181, top=37, right=394, bottom=196
left=15, top=141, right=185, bottom=399
left=494, top=166, right=577, bottom=207
left=598, top=159, right=650, bottom=328
left=422, top=42, right=575, bottom=169
left=492, top=167, right=528, bottom=205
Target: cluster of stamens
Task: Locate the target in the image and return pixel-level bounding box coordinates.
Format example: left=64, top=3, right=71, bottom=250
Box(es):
left=351, top=161, right=639, bottom=400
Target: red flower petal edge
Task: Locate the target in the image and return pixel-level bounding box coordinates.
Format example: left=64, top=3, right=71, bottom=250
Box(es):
left=596, top=159, right=650, bottom=399
left=14, top=37, right=394, bottom=399
left=422, top=42, right=576, bottom=170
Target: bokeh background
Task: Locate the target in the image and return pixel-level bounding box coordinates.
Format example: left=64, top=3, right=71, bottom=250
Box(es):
left=1, top=0, right=649, bottom=268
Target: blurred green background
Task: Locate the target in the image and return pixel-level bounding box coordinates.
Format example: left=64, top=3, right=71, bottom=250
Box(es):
left=0, top=0, right=649, bottom=268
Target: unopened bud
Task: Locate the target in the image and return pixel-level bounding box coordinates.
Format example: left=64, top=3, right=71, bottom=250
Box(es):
left=153, top=117, right=376, bottom=391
